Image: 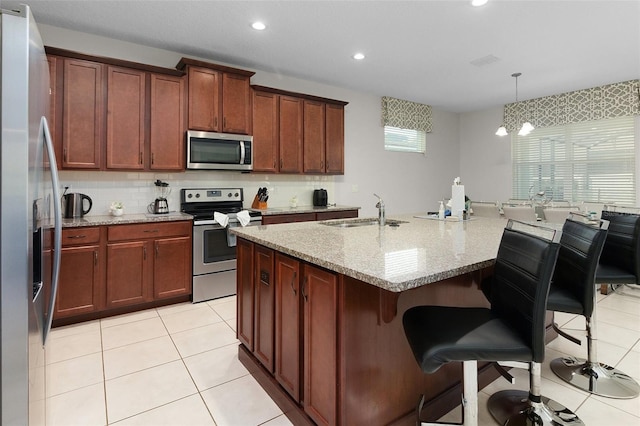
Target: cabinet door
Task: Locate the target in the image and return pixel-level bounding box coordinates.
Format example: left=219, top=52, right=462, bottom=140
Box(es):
left=254, top=245, right=275, bottom=372
left=47, top=56, right=63, bottom=168
left=315, top=210, right=358, bottom=221
left=275, top=253, right=301, bottom=401
left=62, top=58, right=103, bottom=169
left=252, top=90, right=279, bottom=173
left=188, top=66, right=220, bottom=131
left=325, top=104, right=345, bottom=174
left=55, top=245, right=101, bottom=318
left=303, top=264, right=338, bottom=426
left=303, top=100, right=326, bottom=173
left=237, top=238, right=254, bottom=350
left=150, top=74, right=186, bottom=170
left=262, top=213, right=316, bottom=225
left=153, top=236, right=191, bottom=299
left=106, top=66, right=146, bottom=169
left=279, top=96, right=303, bottom=173
left=106, top=240, right=152, bottom=308
left=222, top=73, right=251, bottom=134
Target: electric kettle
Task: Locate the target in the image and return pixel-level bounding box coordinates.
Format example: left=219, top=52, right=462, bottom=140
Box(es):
left=62, top=193, right=93, bottom=218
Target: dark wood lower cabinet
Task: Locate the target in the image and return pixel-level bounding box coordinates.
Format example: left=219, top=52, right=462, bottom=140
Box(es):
left=254, top=245, right=275, bottom=372
left=262, top=209, right=358, bottom=225
left=53, top=221, right=191, bottom=325
left=275, top=253, right=302, bottom=401
left=303, top=264, right=338, bottom=426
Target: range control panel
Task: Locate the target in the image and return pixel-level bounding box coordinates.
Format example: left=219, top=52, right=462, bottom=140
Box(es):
left=181, top=188, right=243, bottom=203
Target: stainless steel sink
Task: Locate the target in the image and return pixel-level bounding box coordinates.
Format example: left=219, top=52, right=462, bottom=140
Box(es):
left=321, top=218, right=407, bottom=228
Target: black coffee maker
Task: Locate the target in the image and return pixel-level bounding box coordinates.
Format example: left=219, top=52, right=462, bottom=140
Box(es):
left=313, top=189, right=328, bottom=207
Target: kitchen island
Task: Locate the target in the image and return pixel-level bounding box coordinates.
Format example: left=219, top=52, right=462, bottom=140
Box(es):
left=231, top=215, right=552, bottom=426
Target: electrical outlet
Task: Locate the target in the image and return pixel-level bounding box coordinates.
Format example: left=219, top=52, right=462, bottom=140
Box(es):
left=351, top=184, right=359, bottom=193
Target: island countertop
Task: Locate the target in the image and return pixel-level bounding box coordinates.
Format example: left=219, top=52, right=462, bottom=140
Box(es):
left=231, top=214, right=509, bottom=292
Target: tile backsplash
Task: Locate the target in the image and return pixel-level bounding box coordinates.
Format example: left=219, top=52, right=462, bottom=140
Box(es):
left=59, top=170, right=336, bottom=216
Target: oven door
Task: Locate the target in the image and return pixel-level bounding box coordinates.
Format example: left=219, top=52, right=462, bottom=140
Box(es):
left=193, top=222, right=236, bottom=275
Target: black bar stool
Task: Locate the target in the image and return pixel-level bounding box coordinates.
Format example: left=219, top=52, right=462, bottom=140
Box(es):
left=403, top=220, right=567, bottom=426
left=549, top=211, right=640, bottom=398
left=487, top=214, right=609, bottom=424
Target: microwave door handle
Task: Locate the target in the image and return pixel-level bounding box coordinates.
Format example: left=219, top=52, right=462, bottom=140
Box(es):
left=240, top=141, right=245, bottom=165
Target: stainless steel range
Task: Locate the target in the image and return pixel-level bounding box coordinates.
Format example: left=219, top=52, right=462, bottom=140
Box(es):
left=181, top=188, right=262, bottom=303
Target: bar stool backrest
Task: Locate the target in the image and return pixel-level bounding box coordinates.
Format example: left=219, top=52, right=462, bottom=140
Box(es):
left=600, top=210, right=640, bottom=280
left=490, top=222, right=560, bottom=363
left=553, top=218, right=609, bottom=317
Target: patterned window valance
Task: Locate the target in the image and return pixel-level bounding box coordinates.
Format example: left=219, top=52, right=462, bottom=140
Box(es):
left=381, top=96, right=433, bottom=132
left=504, top=79, right=640, bottom=133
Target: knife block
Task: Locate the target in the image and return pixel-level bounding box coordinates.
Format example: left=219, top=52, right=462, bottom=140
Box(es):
left=251, top=194, right=267, bottom=210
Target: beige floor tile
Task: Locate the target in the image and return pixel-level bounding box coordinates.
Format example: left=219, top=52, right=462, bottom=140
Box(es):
left=46, top=329, right=103, bottom=364
left=171, top=321, right=238, bottom=358
left=100, top=309, right=159, bottom=329
left=46, top=382, right=106, bottom=426
left=553, top=311, right=579, bottom=328
left=111, top=395, right=215, bottom=425
left=632, top=340, right=640, bottom=353
left=101, top=317, right=168, bottom=351
left=596, top=306, right=640, bottom=332
left=616, top=350, right=640, bottom=382
left=103, top=335, right=180, bottom=380
left=262, top=414, right=295, bottom=426
left=210, top=299, right=236, bottom=321
left=160, top=304, right=222, bottom=334
left=438, top=389, right=499, bottom=424
left=575, top=396, right=640, bottom=425
left=183, top=344, right=249, bottom=391
left=225, top=318, right=237, bottom=333
left=200, top=375, right=282, bottom=426
left=105, top=360, right=197, bottom=423
left=156, top=301, right=204, bottom=316
left=207, top=295, right=236, bottom=307
left=50, top=320, right=101, bottom=340
left=591, top=392, right=640, bottom=418
left=46, top=352, right=104, bottom=397
left=547, top=330, right=629, bottom=366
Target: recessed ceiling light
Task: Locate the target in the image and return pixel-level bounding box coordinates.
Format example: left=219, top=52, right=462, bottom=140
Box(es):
left=252, top=22, right=266, bottom=31
left=353, top=53, right=365, bottom=60
left=471, top=0, right=488, bottom=6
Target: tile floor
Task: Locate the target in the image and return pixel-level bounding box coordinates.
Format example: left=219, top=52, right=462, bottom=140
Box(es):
left=46, top=290, right=640, bottom=425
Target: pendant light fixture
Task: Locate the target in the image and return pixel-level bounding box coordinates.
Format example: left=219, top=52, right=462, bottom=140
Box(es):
left=496, top=72, right=535, bottom=136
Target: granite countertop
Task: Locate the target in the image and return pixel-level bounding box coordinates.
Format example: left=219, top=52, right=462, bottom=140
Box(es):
left=231, top=214, right=511, bottom=292
left=61, top=212, right=193, bottom=228
left=251, top=205, right=360, bottom=216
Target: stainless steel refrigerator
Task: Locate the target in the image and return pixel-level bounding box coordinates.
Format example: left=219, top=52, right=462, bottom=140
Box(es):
left=1, top=4, right=62, bottom=424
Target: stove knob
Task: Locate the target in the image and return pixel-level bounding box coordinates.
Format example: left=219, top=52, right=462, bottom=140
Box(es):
left=195, top=193, right=200, bottom=198
left=187, top=193, right=192, bottom=198
left=234, top=192, right=239, bottom=197
left=228, top=192, right=232, bottom=198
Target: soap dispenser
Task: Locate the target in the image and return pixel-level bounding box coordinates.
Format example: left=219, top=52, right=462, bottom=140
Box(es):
left=438, top=201, right=445, bottom=220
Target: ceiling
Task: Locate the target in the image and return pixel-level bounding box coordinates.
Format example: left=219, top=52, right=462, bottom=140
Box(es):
left=5, top=0, right=640, bottom=112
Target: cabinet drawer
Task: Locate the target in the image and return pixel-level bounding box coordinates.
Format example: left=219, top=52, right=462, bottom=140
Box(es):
left=108, top=221, right=191, bottom=241
left=62, top=227, right=101, bottom=246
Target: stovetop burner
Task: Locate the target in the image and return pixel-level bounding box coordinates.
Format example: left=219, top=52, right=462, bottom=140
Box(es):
left=180, top=188, right=262, bottom=222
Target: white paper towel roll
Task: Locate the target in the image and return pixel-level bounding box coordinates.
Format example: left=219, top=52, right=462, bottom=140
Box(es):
left=451, top=185, right=465, bottom=219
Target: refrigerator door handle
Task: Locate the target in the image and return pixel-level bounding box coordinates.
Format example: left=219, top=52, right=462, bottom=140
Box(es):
left=41, top=116, right=61, bottom=344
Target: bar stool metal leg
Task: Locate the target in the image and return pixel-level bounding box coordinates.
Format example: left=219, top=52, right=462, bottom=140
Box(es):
left=487, top=363, right=584, bottom=426
left=550, top=295, right=640, bottom=398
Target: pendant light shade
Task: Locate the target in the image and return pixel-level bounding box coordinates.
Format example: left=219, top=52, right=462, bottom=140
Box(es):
left=496, top=72, right=535, bottom=137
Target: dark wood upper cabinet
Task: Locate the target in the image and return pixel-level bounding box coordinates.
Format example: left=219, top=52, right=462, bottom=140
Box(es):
left=62, top=58, right=103, bottom=169
left=106, top=66, right=146, bottom=170
left=177, top=57, right=255, bottom=135
left=303, top=100, right=326, bottom=173
left=251, top=90, right=279, bottom=173
left=325, top=103, right=345, bottom=174
left=279, top=95, right=304, bottom=173
left=149, top=74, right=186, bottom=170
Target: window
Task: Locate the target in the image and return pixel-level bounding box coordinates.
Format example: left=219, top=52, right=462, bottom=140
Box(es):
left=384, top=126, right=426, bottom=153
left=512, top=116, right=636, bottom=205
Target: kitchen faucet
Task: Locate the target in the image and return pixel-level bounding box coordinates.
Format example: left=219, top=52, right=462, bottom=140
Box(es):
left=373, top=193, right=385, bottom=226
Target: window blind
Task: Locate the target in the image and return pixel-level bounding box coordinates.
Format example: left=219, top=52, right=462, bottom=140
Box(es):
left=512, top=116, right=636, bottom=205
left=384, top=126, right=426, bottom=153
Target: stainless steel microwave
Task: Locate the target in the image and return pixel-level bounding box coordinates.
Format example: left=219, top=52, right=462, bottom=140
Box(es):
left=186, top=130, right=253, bottom=171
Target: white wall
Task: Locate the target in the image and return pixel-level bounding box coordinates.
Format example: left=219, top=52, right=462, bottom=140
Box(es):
left=40, top=24, right=462, bottom=217
left=459, top=106, right=512, bottom=203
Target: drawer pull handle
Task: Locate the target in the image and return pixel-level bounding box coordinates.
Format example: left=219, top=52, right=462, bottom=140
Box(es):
left=143, top=229, right=159, bottom=233
left=143, top=246, right=147, bottom=260
left=290, top=271, right=297, bottom=295
left=67, top=235, right=86, bottom=239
